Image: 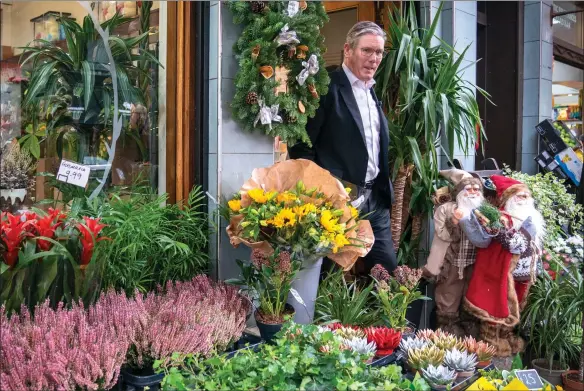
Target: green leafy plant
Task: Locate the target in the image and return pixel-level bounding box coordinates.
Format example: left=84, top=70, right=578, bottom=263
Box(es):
left=68, top=186, right=209, bottom=295
left=155, top=322, right=431, bottom=391
left=375, top=1, right=491, bottom=257
left=19, top=12, right=161, bottom=161
left=314, top=268, right=380, bottom=327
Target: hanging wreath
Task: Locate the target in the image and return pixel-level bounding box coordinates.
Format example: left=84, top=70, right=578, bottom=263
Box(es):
left=228, top=1, right=330, bottom=146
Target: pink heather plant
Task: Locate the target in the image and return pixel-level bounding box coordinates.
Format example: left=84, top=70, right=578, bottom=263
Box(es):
left=128, top=275, right=250, bottom=369
left=0, top=291, right=135, bottom=391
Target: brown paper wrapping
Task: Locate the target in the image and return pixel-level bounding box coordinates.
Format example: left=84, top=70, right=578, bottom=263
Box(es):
left=227, top=159, right=374, bottom=270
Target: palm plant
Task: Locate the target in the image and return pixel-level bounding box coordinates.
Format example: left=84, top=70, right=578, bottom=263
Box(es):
left=375, top=1, right=490, bottom=254
left=19, top=12, right=159, bottom=161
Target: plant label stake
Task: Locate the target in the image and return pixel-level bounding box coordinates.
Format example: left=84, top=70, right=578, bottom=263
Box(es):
left=515, top=370, right=544, bottom=390
left=56, top=159, right=90, bottom=188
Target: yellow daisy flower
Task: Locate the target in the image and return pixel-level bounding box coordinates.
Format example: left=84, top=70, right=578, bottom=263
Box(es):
left=293, top=203, right=317, bottom=218
left=271, top=208, right=297, bottom=228
left=320, top=210, right=341, bottom=233
left=228, top=199, right=242, bottom=212
left=349, top=206, right=358, bottom=219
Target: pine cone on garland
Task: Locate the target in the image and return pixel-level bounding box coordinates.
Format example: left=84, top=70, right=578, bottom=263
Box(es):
left=246, top=92, right=258, bottom=105
left=285, top=112, right=297, bottom=123
left=250, top=1, right=266, bottom=13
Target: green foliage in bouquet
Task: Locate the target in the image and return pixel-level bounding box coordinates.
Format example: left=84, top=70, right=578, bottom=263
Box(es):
left=228, top=1, right=330, bottom=145
left=477, top=202, right=503, bottom=230
left=155, top=322, right=430, bottom=391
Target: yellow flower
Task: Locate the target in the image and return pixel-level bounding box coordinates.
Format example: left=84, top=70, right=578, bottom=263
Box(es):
left=556, top=386, right=564, bottom=391
left=349, top=206, right=358, bottom=219
left=320, top=210, right=341, bottom=233
left=228, top=199, right=242, bottom=212
left=333, top=233, right=350, bottom=250
left=277, top=192, right=297, bottom=204
left=271, top=208, right=297, bottom=228
left=247, top=189, right=268, bottom=203
left=345, top=187, right=352, bottom=194
left=293, top=203, right=317, bottom=218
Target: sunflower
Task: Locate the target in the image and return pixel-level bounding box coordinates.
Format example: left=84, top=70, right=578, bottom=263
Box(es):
left=349, top=206, right=359, bottom=219
left=277, top=192, right=297, bottom=205
left=247, top=189, right=276, bottom=204
left=293, top=203, right=317, bottom=218
left=270, top=208, right=297, bottom=228
left=332, top=233, right=350, bottom=253
left=320, top=210, right=341, bottom=233
left=228, top=199, right=242, bottom=212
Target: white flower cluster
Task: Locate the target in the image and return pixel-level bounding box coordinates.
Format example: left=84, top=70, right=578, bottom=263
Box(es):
left=550, top=236, right=584, bottom=261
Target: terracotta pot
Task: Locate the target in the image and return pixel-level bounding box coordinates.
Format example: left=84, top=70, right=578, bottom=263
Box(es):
left=477, top=360, right=492, bottom=369
left=456, top=370, right=475, bottom=379
left=562, top=370, right=584, bottom=391
left=532, top=359, right=568, bottom=387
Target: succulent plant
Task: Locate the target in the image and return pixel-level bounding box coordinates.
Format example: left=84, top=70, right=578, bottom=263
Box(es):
left=416, top=329, right=436, bottom=341
left=0, top=141, right=35, bottom=190
left=407, top=345, right=445, bottom=370
left=399, top=336, right=428, bottom=357
left=444, top=348, right=478, bottom=372
left=334, top=326, right=366, bottom=340
left=422, top=364, right=457, bottom=386
left=364, top=326, right=401, bottom=355
left=463, top=336, right=478, bottom=353
left=476, top=341, right=497, bottom=362
left=432, top=334, right=465, bottom=351
left=340, top=337, right=376, bottom=356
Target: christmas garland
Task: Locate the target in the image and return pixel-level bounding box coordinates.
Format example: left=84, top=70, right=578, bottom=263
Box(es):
left=229, top=1, right=330, bottom=146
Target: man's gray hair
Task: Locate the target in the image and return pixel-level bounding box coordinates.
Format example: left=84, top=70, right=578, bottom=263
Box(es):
left=346, top=21, right=386, bottom=48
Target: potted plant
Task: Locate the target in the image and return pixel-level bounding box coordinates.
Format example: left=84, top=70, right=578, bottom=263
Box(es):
left=364, top=326, right=402, bottom=358
left=371, top=264, right=429, bottom=333
left=463, top=336, right=497, bottom=369
left=339, top=336, right=377, bottom=364
left=421, top=364, right=457, bottom=390
left=0, top=141, right=35, bottom=212
left=444, top=348, right=478, bottom=379
left=407, top=345, right=445, bottom=375
left=224, top=160, right=374, bottom=326
left=399, top=336, right=429, bottom=361
left=560, top=262, right=584, bottom=391
left=229, top=249, right=300, bottom=342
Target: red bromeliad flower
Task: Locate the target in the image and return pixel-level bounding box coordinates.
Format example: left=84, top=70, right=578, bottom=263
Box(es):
left=48, top=208, right=67, bottom=222
left=34, top=214, right=63, bottom=252
left=1, top=213, right=34, bottom=267
left=364, top=326, right=402, bottom=357
left=77, top=217, right=108, bottom=267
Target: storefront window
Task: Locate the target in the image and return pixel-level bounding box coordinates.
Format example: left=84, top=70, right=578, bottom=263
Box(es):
left=552, top=60, right=583, bottom=140
left=1, top=1, right=166, bottom=209
left=552, top=1, right=583, bottom=49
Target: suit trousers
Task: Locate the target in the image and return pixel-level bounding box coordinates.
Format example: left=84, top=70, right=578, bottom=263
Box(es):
left=321, top=185, right=397, bottom=278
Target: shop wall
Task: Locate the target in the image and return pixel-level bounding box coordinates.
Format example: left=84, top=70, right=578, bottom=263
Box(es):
left=206, top=2, right=274, bottom=281
left=1, top=5, right=13, bottom=50
left=520, top=1, right=554, bottom=174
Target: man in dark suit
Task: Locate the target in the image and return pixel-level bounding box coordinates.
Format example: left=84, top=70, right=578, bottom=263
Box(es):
left=289, top=21, right=397, bottom=274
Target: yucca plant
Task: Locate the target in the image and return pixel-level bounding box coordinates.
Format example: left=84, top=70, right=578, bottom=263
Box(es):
left=19, top=12, right=160, bottom=161
left=375, top=1, right=490, bottom=253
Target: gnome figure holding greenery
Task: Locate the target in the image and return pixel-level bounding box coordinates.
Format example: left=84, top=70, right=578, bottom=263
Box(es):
left=424, top=169, right=486, bottom=337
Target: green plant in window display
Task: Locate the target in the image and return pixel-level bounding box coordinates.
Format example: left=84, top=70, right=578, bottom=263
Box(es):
left=19, top=11, right=161, bottom=163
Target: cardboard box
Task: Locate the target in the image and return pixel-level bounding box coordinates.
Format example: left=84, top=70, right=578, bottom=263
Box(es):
left=554, top=148, right=583, bottom=186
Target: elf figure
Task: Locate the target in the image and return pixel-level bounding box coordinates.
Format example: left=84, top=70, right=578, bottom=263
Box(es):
left=463, top=175, right=544, bottom=356
left=424, top=169, right=486, bottom=337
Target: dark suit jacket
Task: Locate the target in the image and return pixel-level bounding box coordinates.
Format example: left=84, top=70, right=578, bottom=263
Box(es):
left=289, top=68, right=394, bottom=206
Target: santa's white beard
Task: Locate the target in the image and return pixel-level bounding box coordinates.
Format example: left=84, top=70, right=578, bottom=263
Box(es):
left=456, top=191, right=484, bottom=213
left=504, top=197, right=545, bottom=245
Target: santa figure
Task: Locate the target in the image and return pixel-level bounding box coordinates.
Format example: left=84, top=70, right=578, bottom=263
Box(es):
left=463, top=175, right=544, bottom=356
left=423, top=169, right=485, bottom=337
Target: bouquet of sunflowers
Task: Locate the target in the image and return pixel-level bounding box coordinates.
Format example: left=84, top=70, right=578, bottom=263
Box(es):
left=224, top=159, right=374, bottom=269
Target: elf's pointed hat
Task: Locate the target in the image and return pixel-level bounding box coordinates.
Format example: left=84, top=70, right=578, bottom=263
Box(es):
left=490, top=175, right=530, bottom=206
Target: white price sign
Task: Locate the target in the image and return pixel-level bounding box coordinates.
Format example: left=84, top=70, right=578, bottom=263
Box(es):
left=56, top=159, right=90, bottom=188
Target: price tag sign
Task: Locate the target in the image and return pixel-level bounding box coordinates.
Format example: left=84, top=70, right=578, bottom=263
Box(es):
left=56, top=159, right=90, bottom=188
left=515, top=370, right=544, bottom=390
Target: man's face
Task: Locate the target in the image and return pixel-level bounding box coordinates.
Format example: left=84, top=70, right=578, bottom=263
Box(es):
left=343, top=34, right=385, bottom=82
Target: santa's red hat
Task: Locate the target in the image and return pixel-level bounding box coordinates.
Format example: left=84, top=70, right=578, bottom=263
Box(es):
left=490, top=175, right=530, bottom=207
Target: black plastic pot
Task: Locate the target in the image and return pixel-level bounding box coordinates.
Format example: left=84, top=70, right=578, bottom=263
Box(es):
left=405, top=280, right=428, bottom=330
left=117, top=367, right=165, bottom=391
left=255, top=304, right=295, bottom=343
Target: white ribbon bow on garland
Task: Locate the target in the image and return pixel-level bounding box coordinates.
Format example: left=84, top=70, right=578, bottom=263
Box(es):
left=275, top=24, right=300, bottom=47
left=254, top=100, right=283, bottom=130
left=296, top=54, right=319, bottom=86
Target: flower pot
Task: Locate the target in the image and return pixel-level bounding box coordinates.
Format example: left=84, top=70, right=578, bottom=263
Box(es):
left=532, top=359, right=568, bottom=387
left=119, top=367, right=165, bottom=391
left=456, top=370, right=475, bottom=379
left=255, top=304, right=295, bottom=343
left=430, top=384, right=450, bottom=391
left=0, top=188, right=27, bottom=213
left=562, top=370, right=584, bottom=391
left=288, top=257, right=322, bottom=324
left=477, top=360, right=492, bottom=369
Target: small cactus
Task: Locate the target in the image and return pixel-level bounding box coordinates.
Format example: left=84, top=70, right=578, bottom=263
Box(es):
left=416, top=329, right=436, bottom=341
left=463, top=336, right=478, bottom=353
left=422, top=364, right=457, bottom=387
left=407, top=345, right=445, bottom=370
left=399, top=337, right=428, bottom=358
left=444, top=348, right=478, bottom=372
left=432, top=334, right=465, bottom=351
left=334, top=326, right=366, bottom=340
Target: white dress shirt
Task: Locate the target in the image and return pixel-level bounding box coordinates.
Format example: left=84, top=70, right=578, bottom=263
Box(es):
left=342, top=63, right=380, bottom=182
